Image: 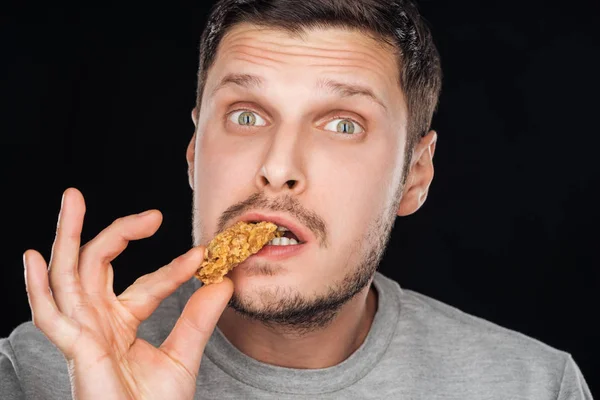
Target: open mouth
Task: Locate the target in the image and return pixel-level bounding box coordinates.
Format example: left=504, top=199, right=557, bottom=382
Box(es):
left=248, top=220, right=305, bottom=245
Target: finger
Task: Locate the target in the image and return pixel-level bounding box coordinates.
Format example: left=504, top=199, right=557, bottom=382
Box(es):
left=159, top=277, right=234, bottom=379
left=78, top=210, right=162, bottom=295
left=24, top=249, right=81, bottom=358
left=48, top=188, right=85, bottom=315
left=106, top=264, right=114, bottom=294
left=116, top=245, right=205, bottom=324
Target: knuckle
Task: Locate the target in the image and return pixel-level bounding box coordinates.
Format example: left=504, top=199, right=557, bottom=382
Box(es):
left=172, top=251, right=195, bottom=266
left=112, top=216, right=126, bottom=226
left=141, top=288, right=165, bottom=306
left=31, top=310, right=52, bottom=332
left=132, top=274, right=149, bottom=286
left=110, top=218, right=132, bottom=241
left=159, top=263, right=183, bottom=286
left=65, top=230, right=80, bottom=241
left=49, top=270, right=78, bottom=289
left=161, top=261, right=175, bottom=276
left=181, top=315, right=211, bottom=337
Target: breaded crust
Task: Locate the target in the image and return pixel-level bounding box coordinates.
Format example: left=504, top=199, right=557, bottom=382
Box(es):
left=194, top=221, right=283, bottom=284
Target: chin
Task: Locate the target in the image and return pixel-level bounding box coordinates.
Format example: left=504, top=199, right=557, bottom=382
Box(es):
left=227, top=260, right=312, bottom=294
left=229, top=260, right=288, bottom=283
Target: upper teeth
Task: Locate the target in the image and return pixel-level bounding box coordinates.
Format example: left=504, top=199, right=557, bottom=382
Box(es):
left=269, top=225, right=299, bottom=245
left=268, top=236, right=299, bottom=246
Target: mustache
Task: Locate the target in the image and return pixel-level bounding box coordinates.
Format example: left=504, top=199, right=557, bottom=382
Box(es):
left=217, top=192, right=328, bottom=248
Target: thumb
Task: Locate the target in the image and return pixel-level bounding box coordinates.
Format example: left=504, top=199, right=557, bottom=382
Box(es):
left=159, top=277, right=234, bottom=377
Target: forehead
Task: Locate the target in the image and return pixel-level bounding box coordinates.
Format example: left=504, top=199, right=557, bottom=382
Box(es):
left=208, top=23, right=405, bottom=112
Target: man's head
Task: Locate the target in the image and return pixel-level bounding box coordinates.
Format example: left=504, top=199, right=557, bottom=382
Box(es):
left=186, top=0, right=441, bottom=332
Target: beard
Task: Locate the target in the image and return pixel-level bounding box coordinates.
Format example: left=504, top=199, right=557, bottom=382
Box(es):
left=192, top=180, right=404, bottom=335
left=227, top=239, right=386, bottom=336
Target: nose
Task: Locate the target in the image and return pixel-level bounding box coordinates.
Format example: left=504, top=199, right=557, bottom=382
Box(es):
left=255, top=125, right=307, bottom=196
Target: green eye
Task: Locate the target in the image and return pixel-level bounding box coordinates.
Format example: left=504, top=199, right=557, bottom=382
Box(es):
left=324, top=118, right=364, bottom=135
left=229, top=110, right=267, bottom=127
left=238, top=111, right=255, bottom=125
left=337, top=120, right=354, bottom=134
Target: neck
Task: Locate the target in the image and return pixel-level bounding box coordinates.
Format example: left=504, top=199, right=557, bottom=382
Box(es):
left=216, top=280, right=379, bottom=369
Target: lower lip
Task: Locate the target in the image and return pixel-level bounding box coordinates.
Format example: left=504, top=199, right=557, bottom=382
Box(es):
left=249, top=242, right=308, bottom=261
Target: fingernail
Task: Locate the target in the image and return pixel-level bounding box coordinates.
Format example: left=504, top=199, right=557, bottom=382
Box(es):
left=22, top=251, right=28, bottom=268
left=138, top=210, right=154, bottom=216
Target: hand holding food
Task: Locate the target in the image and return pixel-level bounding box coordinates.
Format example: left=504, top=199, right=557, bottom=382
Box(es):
left=23, top=188, right=233, bottom=400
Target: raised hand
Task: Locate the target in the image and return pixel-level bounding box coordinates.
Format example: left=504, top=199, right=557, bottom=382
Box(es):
left=23, top=188, right=233, bottom=400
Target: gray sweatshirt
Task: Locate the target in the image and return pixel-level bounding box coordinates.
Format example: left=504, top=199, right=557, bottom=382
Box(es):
left=0, top=272, right=593, bottom=399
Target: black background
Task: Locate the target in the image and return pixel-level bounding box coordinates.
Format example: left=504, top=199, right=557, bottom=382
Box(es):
left=2, top=0, right=598, bottom=394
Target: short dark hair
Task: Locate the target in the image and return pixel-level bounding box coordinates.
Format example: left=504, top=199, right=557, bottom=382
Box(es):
left=196, top=0, right=442, bottom=182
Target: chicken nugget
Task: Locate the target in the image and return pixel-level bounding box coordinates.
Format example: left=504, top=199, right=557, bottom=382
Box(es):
left=195, top=221, right=283, bottom=284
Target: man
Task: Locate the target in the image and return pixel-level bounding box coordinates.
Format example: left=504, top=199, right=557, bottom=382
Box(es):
left=0, top=0, right=593, bottom=398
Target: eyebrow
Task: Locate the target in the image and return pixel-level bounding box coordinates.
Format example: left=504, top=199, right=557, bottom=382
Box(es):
left=316, top=78, right=388, bottom=113
left=211, top=72, right=388, bottom=113
left=211, top=73, right=264, bottom=97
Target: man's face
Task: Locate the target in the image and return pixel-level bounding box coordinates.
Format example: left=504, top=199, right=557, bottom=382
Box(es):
left=187, top=23, right=419, bottom=328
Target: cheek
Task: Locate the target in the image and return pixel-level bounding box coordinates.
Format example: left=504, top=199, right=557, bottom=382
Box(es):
left=313, top=139, right=393, bottom=215
left=314, top=138, right=396, bottom=248
left=197, top=117, right=262, bottom=185
left=193, top=127, right=260, bottom=237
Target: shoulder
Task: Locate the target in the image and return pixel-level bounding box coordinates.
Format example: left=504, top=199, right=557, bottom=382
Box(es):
left=375, top=273, right=584, bottom=397
left=400, top=286, right=568, bottom=366
left=2, top=321, right=72, bottom=399
left=375, top=273, right=568, bottom=366
left=400, top=288, right=593, bottom=398
left=5, top=321, right=68, bottom=374
left=6, top=321, right=64, bottom=361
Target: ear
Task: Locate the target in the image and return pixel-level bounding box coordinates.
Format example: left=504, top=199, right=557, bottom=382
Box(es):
left=191, top=106, right=199, bottom=126
left=396, top=130, right=437, bottom=216
left=187, top=107, right=199, bottom=190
